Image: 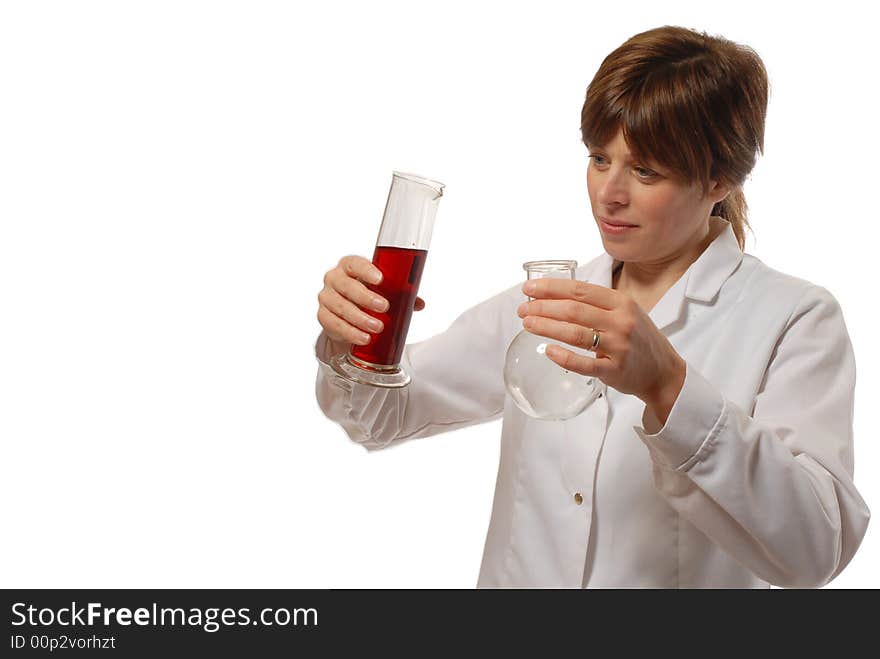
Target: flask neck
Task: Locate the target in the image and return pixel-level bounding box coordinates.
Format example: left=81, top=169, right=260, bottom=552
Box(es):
left=522, top=260, right=578, bottom=300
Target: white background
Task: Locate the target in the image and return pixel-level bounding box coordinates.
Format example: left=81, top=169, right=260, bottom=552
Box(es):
left=1, top=0, right=877, bottom=588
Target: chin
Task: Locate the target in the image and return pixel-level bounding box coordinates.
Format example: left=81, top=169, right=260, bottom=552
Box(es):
left=598, top=232, right=624, bottom=250
left=601, top=240, right=634, bottom=261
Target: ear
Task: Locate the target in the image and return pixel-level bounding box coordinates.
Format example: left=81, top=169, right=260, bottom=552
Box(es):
left=708, top=180, right=732, bottom=205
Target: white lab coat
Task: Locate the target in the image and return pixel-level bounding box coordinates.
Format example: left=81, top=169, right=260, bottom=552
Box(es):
left=314, top=220, right=870, bottom=588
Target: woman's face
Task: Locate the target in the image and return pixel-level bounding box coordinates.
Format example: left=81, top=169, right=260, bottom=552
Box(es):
left=586, top=127, right=728, bottom=267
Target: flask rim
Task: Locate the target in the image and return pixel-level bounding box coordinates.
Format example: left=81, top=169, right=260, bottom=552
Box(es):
left=522, top=259, right=578, bottom=273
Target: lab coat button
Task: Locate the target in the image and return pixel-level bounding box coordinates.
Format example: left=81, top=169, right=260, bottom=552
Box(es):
left=574, top=492, right=584, bottom=505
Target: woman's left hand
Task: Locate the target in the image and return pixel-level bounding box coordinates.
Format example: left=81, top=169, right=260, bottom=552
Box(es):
left=517, top=279, right=686, bottom=416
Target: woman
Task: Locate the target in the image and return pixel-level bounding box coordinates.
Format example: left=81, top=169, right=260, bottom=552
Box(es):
left=314, top=26, right=870, bottom=588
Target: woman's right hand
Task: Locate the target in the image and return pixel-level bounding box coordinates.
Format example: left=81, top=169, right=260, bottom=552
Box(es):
left=317, top=255, right=425, bottom=347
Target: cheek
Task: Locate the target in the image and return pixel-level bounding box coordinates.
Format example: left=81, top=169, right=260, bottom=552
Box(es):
left=634, top=186, right=686, bottom=222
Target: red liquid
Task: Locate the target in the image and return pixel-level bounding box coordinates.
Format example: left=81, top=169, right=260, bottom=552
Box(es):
left=350, top=245, right=427, bottom=368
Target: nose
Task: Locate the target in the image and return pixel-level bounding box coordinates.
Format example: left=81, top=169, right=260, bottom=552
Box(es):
left=595, top=166, right=629, bottom=208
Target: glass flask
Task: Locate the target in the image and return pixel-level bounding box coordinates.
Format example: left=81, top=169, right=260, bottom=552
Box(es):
left=330, top=171, right=445, bottom=388
left=504, top=260, right=604, bottom=420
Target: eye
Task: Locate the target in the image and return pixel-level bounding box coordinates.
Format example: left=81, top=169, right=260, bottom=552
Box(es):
left=588, top=154, right=608, bottom=167
left=634, top=165, right=658, bottom=180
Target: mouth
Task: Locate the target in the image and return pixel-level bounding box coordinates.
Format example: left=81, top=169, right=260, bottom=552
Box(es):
left=599, top=217, right=638, bottom=228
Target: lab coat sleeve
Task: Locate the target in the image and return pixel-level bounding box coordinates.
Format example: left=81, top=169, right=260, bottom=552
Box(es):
left=633, top=285, right=870, bottom=588
left=314, top=284, right=518, bottom=451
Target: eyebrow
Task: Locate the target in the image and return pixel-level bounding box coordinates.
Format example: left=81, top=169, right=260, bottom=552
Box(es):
left=587, top=146, right=656, bottom=166
left=588, top=147, right=636, bottom=162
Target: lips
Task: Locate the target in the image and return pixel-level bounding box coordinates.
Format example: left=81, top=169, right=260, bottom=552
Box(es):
left=600, top=217, right=638, bottom=227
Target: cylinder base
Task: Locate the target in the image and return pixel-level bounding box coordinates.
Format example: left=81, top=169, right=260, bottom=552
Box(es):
left=329, top=353, right=411, bottom=389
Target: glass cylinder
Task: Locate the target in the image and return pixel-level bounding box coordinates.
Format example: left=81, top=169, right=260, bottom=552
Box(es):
left=503, top=260, right=603, bottom=420
left=330, top=171, right=445, bottom=388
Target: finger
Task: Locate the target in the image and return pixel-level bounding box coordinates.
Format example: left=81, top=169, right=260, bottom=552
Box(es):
left=523, top=315, right=617, bottom=353
left=519, top=298, right=612, bottom=331
left=333, top=271, right=390, bottom=314
left=544, top=344, right=609, bottom=379
left=318, top=305, right=372, bottom=346
left=523, top=279, right=617, bottom=310
left=319, top=288, right=385, bottom=336
left=414, top=296, right=426, bottom=311
left=339, top=255, right=383, bottom=285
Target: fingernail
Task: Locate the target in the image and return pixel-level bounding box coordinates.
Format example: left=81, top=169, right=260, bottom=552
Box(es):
left=523, top=281, right=537, bottom=295
left=371, top=270, right=383, bottom=284
left=357, top=332, right=370, bottom=344
left=367, top=318, right=383, bottom=332
left=371, top=298, right=388, bottom=312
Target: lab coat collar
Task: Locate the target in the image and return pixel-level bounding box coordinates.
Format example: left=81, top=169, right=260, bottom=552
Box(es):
left=589, top=219, right=744, bottom=332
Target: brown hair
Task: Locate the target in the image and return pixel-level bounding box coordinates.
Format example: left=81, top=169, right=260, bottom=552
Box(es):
left=580, top=26, right=769, bottom=251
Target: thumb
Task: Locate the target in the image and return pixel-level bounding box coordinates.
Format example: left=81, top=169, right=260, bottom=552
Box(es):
left=414, top=296, right=426, bottom=311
